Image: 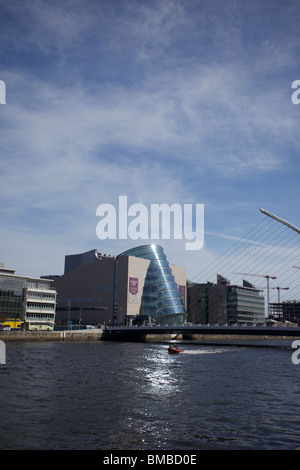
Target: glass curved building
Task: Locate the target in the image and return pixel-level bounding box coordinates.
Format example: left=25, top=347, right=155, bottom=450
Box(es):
left=54, top=246, right=186, bottom=327
left=119, top=245, right=185, bottom=325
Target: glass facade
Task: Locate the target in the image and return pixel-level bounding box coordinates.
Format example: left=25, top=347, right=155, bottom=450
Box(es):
left=187, top=279, right=265, bottom=326
left=119, top=245, right=185, bottom=325
left=0, top=275, right=25, bottom=323
left=187, top=283, right=210, bottom=324
left=227, top=286, right=265, bottom=325
left=0, top=273, right=57, bottom=330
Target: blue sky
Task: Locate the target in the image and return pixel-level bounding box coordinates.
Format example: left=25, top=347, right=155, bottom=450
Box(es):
left=1, top=0, right=300, bottom=303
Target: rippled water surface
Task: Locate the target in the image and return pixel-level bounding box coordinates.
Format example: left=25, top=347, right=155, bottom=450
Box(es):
left=1, top=340, right=299, bottom=450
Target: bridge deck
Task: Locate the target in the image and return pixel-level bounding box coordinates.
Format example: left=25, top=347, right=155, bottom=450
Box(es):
left=104, top=324, right=300, bottom=338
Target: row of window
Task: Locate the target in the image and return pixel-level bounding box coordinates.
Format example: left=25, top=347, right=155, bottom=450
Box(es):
left=27, top=291, right=56, bottom=300
left=26, top=282, right=51, bottom=290
left=57, top=296, right=108, bottom=303
left=228, top=299, right=265, bottom=309
left=230, top=287, right=263, bottom=296
left=26, top=302, right=55, bottom=310
left=26, top=314, right=55, bottom=321
left=93, top=283, right=110, bottom=293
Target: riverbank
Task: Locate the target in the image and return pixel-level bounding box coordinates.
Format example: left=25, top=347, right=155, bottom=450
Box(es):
left=0, top=328, right=104, bottom=341
left=0, top=329, right=180, bottom=342
left=1, top=327, right=299, bottom=343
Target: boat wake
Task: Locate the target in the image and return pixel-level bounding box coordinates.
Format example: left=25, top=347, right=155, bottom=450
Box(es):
left=182, top=348, right=229, bottom=355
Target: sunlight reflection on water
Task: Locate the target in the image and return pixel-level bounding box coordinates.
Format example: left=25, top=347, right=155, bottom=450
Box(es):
left=137, top=346, right=180, bottom=396
left=1, top=341, right=300, bottom=450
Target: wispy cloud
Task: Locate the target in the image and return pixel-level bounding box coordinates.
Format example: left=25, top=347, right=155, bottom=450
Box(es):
left=1, top=0, right=300, bottom=283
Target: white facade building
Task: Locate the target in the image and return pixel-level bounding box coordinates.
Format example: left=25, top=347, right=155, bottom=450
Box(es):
left=24, top=279, right=57, bottom=330
left=0, top=263, right=57, bottom=330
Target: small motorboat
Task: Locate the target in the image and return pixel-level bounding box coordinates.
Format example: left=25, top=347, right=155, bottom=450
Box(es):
left=168, top=345, right=183, bottom=354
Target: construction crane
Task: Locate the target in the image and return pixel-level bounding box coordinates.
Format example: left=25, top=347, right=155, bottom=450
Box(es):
left=271, top=287, right=289, bottom=303
left=234, top=272, right=277, bottom=316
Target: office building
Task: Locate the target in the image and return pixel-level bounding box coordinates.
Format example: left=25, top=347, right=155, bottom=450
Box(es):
left=269, top=300, right=300, bottom=324
left=0, top=263, right=57, bottom=330
left=54, top=245, right=186, bottom=326
left=187, top=274, right=265, bottom=326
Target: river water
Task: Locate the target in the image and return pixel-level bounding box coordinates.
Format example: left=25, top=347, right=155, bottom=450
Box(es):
left=0, top=339, right=299, bottom=450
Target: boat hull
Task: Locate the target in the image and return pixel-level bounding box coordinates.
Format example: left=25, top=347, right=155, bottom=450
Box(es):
left=168, top=346, right=183, bottom=354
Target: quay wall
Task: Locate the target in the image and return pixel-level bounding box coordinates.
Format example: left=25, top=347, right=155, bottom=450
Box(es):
left=1, top=328, right=300, bottom=342
left=0, top=329, right=103, bottom=341
left=182, top=333, right=300, bottom=341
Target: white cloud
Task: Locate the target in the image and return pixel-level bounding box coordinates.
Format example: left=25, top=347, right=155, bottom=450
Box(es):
left=1, top=0, right=300, bottom=285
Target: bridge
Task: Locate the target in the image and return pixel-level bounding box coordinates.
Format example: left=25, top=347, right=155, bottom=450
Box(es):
left=102, top=324, right=300, bottom=341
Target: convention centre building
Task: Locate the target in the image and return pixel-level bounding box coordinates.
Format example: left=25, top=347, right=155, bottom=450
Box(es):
left=53, top=245, right=186, bottom=327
